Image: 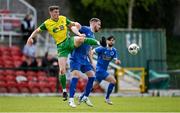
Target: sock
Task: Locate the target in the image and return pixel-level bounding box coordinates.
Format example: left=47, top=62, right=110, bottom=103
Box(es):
left=80, top=93, right=85, bottom=100
left=106, top=83, right=115, bottom=99
left=69, top=77, right=78, bottom=98
left=63, top=89, right=67, bottom=92
left=59, top=74, right=66, bottom=91
left=84, top=77, right=95, bottom=97
left=84, top=38, right=98, bottom=45
left=69, top=98, right=74, bottom=102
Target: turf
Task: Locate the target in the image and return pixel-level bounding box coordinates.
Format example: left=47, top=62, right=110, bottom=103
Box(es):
left=0, top=96, right=179, bottom=112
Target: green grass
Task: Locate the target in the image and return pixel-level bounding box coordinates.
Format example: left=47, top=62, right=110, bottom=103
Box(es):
left=0, top=96, right=180, bottom=112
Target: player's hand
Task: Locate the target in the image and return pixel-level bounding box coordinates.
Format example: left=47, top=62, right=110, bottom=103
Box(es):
left=78, top=33, right=86, bottom=37
left=92, top=62, right=96, bottom=71
left=26, top=38, right=34, bottom=46
left=74, top=22, right=81, bottom=30
left=115, top=60, right=121, bottom=65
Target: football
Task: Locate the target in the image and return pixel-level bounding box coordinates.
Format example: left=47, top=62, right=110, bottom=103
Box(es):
left=128, top=43, right=139, bottom=55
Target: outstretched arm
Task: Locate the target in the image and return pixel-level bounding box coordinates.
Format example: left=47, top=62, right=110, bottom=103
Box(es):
left=26, top=28, right=41, bottom=46
left=69, top=22, right=85, bottom=37
left=88, top=47, right=96, bottom=70
left=113, top=58, right=121, bottom=65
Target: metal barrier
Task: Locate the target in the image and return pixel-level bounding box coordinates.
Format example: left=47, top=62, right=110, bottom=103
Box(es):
left=0, top=0, right=37, bottom=47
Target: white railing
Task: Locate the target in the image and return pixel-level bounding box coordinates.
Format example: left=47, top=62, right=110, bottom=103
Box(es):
left=0, top=0, right=37, bottom=47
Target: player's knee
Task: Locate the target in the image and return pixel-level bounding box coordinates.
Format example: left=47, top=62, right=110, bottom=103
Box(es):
left=111, top=79, right=116, bottom=84
left=76, top=36, right=84, bottom=43
left=86, top=71, right=95, bottom=77
left=71, top=70, right=81, bottom=78
left=59, top=68, right=66, bottom=75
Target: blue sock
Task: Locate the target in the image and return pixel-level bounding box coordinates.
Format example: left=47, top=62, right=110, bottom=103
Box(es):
left=106, top=83, right=115, bottom=99
left=69, top=77, right=78, bottom=98
left=84, top=77, right=95, bottom=97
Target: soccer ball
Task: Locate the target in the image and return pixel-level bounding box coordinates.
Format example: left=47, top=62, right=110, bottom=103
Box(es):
left=128, top=43, right=139, bottom=55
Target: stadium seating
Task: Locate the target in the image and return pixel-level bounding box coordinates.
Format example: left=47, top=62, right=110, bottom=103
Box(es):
left=0, top=46, right=100, bottom=94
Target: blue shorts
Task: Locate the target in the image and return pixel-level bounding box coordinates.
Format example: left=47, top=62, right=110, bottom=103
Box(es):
left=70, top=61, right=93, bottom=73
left=95, top=70, right=109, bottom=83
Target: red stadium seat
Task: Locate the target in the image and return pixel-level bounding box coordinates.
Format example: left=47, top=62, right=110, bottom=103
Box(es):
left=6, top=80, right=19, bottom=93
left=0, top=81, right=6, bottom=87
left=26, top=71, right=37, bottom=77
left=19, top=87, right=30, bottom=93
left=10, top=46, right=21, bottom=52
left=27, top=76, right=37, bottom=82
left=37, top=76, right=48, bottom=82
left=93, top=85, right=104, bottom=93
left=1, top=55, right=12, bottom=61
left=48, top=81, right=56, bottom=92
left=0, top=75, right=6, bottom=81
left=5, top=75, right=16, bottom=82
left=0, top=46, right=10, bottom=52
left=38, top=81, right=48, bottom=88
left=0, top=10, right=11, bottom=14
left=14, top=60, right=22, bottom=67
left=30, top=87, right=40, bottom=93
left=38, top=81, right=52, bottom=93
left=15, top=71, right=26, bottom=76
left=37, top=71, right=47, bottom=77
left=28, top=81, right=40, bottom=93
left=0, top=70, right=5, bottom=76
left=41, top=87, right=51, bottom=93
left=0, top=60, right=3, bottom=67
left=76, top=78, right=86, bottom=92
left=47, top=77, right=57, bottom=83
left=6, top=81, right=17, bottom=87
left=2, top=51, right=11, bottom=56
left=12, top=56, right=22, bottom=61
left=8, top=87, right=19, bottom=93
left=4, top=70, right=15, bottom=76
left=28, top=81, right=38, bottom=88
left=0, top=87, right=8, bottom=93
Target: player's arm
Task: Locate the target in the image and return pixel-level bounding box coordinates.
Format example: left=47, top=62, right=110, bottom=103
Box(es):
left=26, top=23, right=46, bottom=46
left=88, top=47, right=94, bottom=64
left=66, top=18, right=85, bottom=37
left=89, top=47, right=96, bottom=70
left=113, top=50, right=121, bottom=65
left=113, top=58, right=121, bottom=65
left=93, top=46, right=103, bottom=55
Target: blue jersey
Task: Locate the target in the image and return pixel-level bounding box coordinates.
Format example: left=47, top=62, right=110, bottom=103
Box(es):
left=95, top=46, right=117, bottom=71
left=70, top=26, right=95, bottom=65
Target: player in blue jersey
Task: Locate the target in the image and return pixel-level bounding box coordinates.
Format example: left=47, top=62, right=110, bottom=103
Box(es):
left=68, top=18, right=102, bottom=108
left=93, top=36, right=121, bottom=105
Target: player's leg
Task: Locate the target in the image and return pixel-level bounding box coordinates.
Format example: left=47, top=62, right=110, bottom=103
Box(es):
left=68, top=61, right=82, bottom=107
left=58, top=57, right=68, bottom=101
left=84, top=71, right=95, bottom=98
left=93, top=71, right=104, bottom=91
left=57, top=42, right=72, bottom=101
left=78, top=65, right=95, bottom=107
left=73, top=36, right=99, bottom=48
left=104, top=74, right=116, bottom=105
left=69, top=70, right=81, bottom=108
left=92, top=80, right=100, bottom=92
left=81, top=71, right=95, bottom=107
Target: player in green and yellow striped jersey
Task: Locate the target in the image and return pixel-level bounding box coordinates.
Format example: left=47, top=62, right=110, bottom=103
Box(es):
left=26, top=6, right=104, bottom=101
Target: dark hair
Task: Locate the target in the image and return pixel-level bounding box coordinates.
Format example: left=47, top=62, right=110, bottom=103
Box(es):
left=107, top=36, right=115, bottom=41
left=89, top=18, right=101, bottom=23
left=48, top=6, right=59, bottom=12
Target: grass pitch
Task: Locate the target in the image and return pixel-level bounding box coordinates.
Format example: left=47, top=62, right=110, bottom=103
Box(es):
left=0, top=96, right=180, bottom=112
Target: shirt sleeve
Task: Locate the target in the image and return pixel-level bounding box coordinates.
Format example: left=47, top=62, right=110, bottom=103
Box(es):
left=95, top=46, right=103, bottom=54
left=38, top=23, right=47, bottom=31
left=66, top=18, right=72, bottom=25
left=79, top=26, right=85, bottom=33
left=113, top=49, right=118, bottom=59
